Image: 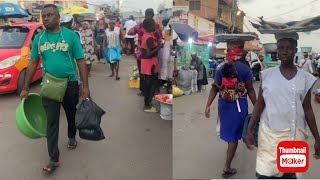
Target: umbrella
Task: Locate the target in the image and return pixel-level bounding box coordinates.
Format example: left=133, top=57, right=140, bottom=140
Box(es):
left=60, top=6, right=94, bottom=16
left=170, top=23, right=198, bottom=42
left=0, top=3, right=29, bottom=18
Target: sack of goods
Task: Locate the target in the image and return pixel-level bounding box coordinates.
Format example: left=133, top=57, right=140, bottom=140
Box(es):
left=191, top=69, right=198, bottom=93
left=178, top=69, right=192, bottom=95
left=172, top=85, right=184, bottom=98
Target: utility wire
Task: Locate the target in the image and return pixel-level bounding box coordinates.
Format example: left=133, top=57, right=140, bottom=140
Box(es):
left=264, top=0, right=319, bottom=20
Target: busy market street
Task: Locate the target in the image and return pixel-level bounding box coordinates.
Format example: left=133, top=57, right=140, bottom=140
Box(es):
left=1, top=0, right=320, bottom=179
left=173, top=79, right=320, bottom=179
left=0, top=56, right=172, bottom=180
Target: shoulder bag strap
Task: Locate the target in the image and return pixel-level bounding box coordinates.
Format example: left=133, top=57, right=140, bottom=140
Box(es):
left=38, top=30, right=47, bottom=72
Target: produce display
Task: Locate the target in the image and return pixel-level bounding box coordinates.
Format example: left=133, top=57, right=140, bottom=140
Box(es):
left=131, top=66, right=139, bottom=80
left=155, top=95, right=173, bottom=104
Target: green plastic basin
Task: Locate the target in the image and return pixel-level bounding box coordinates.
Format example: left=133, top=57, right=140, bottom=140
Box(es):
left=15, top=93, right=47, bottom=139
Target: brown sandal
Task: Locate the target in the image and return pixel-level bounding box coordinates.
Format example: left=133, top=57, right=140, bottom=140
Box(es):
left=67, top=139, right=77, bottom=150
left=43, top=161, right=59, bottom=174
left=222, top=168, right=237, bottom=178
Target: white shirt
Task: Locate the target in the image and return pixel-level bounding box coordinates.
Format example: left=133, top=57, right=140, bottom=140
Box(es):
left=124, top=19, right=137, bottom=38
left=300, top=58, right=313, bottom=73
left=261, top=67, right=316, bottom=132
left=105, top=27, right=121, bottom=48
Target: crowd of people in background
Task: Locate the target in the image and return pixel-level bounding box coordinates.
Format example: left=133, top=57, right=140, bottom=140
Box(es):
left=208, top=49, right=320, bottom=82
left=60, top=8, right=174, bottom=113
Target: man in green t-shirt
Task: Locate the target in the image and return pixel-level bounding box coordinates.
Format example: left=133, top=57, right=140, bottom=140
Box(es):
left=19, top=4, right=90, bottom=173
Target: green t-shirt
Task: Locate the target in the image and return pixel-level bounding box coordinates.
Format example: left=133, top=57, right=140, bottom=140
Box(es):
left=30, top=27, right=84, bottom=81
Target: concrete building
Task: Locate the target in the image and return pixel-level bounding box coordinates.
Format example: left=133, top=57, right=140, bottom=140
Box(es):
left=173, top=0, right=244, bottom=34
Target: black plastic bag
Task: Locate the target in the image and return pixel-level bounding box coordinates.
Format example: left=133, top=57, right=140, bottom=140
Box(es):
left=75, top=98, right=106, bottom=129
left=79, top=127, right=105, bottom=141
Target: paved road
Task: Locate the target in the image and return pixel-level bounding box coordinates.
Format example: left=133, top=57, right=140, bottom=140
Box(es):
left=173, top=79, right=320, bottom=179
left=0, top=56, right=172, bottom=180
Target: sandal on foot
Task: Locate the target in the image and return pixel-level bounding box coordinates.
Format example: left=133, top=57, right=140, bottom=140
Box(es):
left=116, top=77, right=120, bottom=81
left=67, top=139, right=77, bottom=150
left=222, top=168, right=237, bottom=178
left=43, top=162, right=59, bottom=174
left=144, top=107, right=158, bottom=113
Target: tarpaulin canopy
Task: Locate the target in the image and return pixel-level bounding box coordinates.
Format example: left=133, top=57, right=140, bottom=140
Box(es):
left=60, top=6, right=94, bottom=17
left=198, top=35, right=214, bottom=41
left=171, top=22, right=198, bottom=42
left=0, top=3, right=29, bottom=18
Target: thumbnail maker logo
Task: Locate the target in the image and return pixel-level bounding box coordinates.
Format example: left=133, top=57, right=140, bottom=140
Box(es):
left=277, top=141, right=309, bottom=173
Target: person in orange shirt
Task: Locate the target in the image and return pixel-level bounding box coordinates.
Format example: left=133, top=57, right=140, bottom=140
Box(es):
left=115, top=19, right=122, bottom=29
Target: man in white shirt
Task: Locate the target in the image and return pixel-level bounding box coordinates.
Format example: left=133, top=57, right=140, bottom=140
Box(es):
left=124, top=15, right=137, bottom=55
left=298, top=52, right=314, bottom=74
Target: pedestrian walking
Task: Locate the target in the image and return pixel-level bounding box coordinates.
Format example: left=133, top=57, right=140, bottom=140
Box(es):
left=246, top=32, right=320, bottom=179
left=159, top=19, right=174, bottom=93
left=80, top=21, right=98, bottom=77
left=141, top=18, right=163, bottom=112
left=123, top=15, right=137, bottom=55
left=19, top=4, right=90, bottom=173
left=95, top=19, right=108, bottom=64
left=298, top=52, right=314, bottom=74
left=103, top=20, right=123, bottom=80
left=205, top=36, right=257, bottom=178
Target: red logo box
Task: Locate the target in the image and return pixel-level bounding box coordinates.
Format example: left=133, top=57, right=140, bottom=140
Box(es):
left=277, top=141, right=309, bottom=173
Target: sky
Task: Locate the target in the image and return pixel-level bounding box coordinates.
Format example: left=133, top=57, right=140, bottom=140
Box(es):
left=238, top=0, right=320, bottom=50
left=89, top=0, right=172, bottom=14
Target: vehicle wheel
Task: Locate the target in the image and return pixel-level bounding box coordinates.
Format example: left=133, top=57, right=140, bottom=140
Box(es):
left=16, top=69, right=26, bottom=95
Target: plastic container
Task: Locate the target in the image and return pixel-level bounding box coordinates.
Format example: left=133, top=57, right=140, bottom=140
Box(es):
left=156, top=94, right=173, bottom=121
left=15, top=93, right=47, bottom=139
left=129, top=77, right=140, bottom=89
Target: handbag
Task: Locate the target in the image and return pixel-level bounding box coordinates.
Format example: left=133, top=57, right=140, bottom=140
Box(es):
left=242, top=114, right=259, bottom=147
left=40, top=72, right=68, bottom=102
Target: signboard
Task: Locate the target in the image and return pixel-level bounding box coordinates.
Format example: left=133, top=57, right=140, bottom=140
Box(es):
left=188, top=13, right=215, bottom=35
left=32, top=3, right=45, bottom=14
left=172, top=6, right=189, bottom=24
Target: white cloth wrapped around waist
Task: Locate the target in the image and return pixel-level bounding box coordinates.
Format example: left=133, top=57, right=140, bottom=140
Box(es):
left=256, top=120, right=308, bottom=178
